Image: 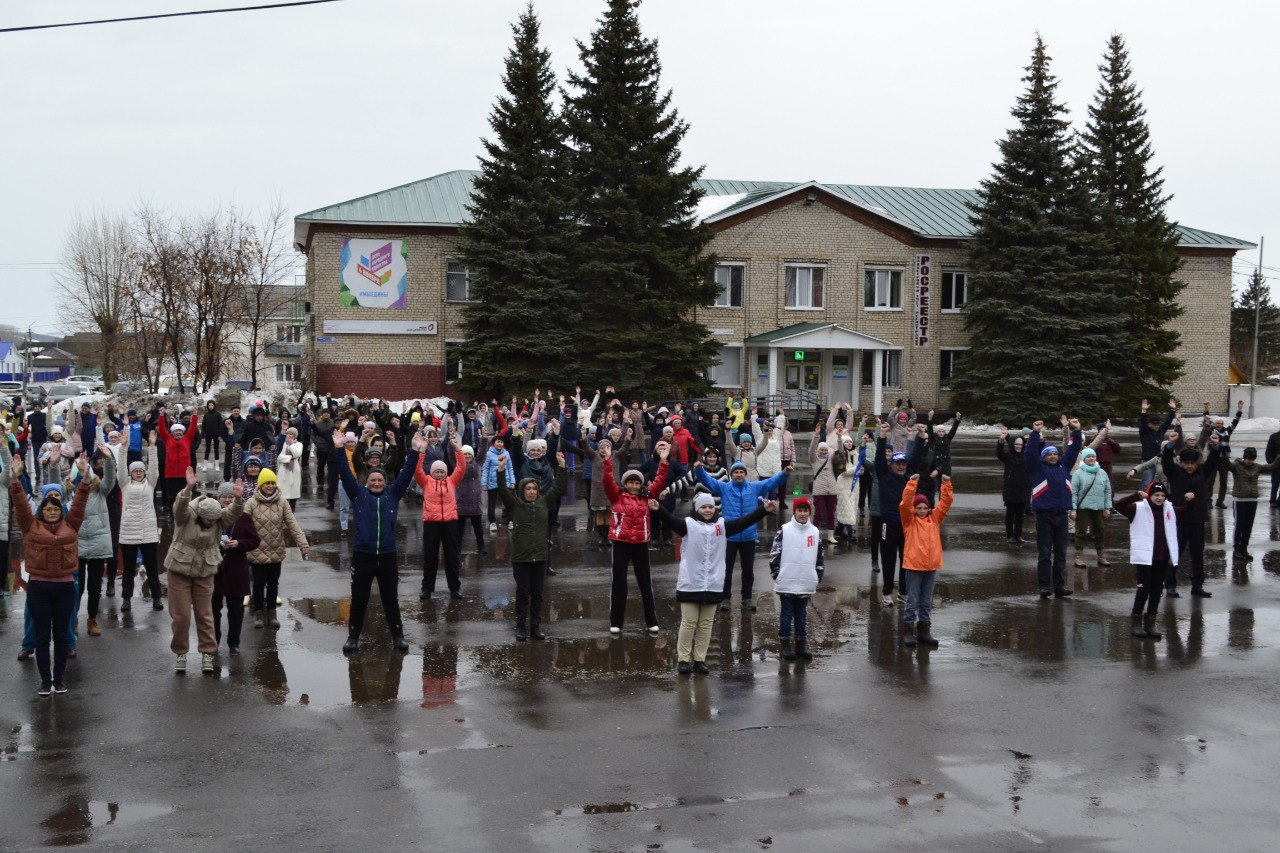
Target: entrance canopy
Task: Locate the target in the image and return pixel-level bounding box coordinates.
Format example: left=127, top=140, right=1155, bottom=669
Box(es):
left=745, top=322, right=898, bottom=351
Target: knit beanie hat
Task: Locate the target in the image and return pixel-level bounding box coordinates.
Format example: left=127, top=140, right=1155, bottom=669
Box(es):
left=196, top=497, right=223, bottom=520
left=128, top=461, right=146, bottom=475
left=245, top=456, right=262, bottom=470
left=671, top=416, right=683, bottom=427
left=729, top=461, right=747, bottom=474
left=791, top=497, right=812, bottom=512
left=527, top=438, right=547, bottom=454
left=1146, top=482, right=1167, bottom=497
left=1040, top=445, right=1059, bottom=459
left=344, top=432, right=356, bottom=443
left=914, top=494, right=931, bottom=507
left=461, top=445, right=474, bottom=457
left=1081, top=448, right=1097, bottom=460
left=891, top=452, right=908, bottom=463
left=170, top=422, right=186, bottom=435
left=364, top=447, right=383, bottom=461
left=621, top=469, right=644, bottom=485
left=1179, top=448, right=1200, bottom=463
left=739, top=433, right=753, bottom=446
left=816, top=441, right=830, bottom=454
left=693, top=493, right=716, bottom=512
left=40, top=483, right=63, bottom=500
left=217, top=482, right=235, bottom=497
left=1244, top=447, right=1258, bottom=459
left=430, top=460, right=448, bottom=476
left=411, top=412, right=422, bottom=423
left=896, top=412, right=908, bottom=423
left=257, top=468, right=277, bottom=487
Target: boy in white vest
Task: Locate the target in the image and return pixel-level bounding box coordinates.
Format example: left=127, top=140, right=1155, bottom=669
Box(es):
left=769, top=497, right=825, bottom=661
left=1113, top=482, right=1196, bottom=639
left=650, top=493, right=775, bottom=675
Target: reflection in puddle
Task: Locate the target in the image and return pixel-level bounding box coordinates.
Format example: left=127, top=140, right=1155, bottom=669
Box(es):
left=42, top=799, right=174, bottom=846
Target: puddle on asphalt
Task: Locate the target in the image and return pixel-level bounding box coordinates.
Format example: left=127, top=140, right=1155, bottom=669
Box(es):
left=42, top=799, right=174, bottom=846
left=557, top=787, right=815, bottom=817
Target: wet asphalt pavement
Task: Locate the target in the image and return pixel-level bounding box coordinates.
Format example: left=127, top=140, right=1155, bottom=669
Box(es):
left=4, top=432, right=1280, bottom=851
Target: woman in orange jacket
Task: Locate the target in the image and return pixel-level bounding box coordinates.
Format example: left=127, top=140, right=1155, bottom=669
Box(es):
left=414, top=434, right=467, bottom=600
left=898, top=472, right=953, bottom=648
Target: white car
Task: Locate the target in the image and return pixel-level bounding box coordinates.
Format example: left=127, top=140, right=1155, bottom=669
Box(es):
left=66, top=374, right=105, bottom=392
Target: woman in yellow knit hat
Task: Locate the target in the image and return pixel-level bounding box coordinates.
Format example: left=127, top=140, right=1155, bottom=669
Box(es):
left=243, top=467, right=309, bottom=629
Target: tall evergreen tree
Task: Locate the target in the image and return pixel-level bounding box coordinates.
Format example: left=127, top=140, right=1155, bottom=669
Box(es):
left=1231, top=269, right=1280, bottom=375
left=456, top=4, right=579, bottom=397
left=561, top=0, right=718, bottom=397
left=951, top=36, right=1125, bottom=424
left=1079, top=34, right=1184, bottom=406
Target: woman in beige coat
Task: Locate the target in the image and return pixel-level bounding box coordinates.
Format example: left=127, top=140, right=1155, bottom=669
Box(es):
left=244, top=467, right=309, bottom=629
left=165, top=467, right=244, bottom=673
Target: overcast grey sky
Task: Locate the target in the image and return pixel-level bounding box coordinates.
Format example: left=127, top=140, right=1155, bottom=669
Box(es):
left=1, top=0, right=1274, bottom=336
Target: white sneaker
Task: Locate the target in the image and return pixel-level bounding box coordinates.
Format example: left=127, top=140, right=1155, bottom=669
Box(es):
left=881, top=595, right=895, bottom=607
left=201, top=653, right=215, bottom=673
left=489, top=522, right=497, bottom=532
left=175, top=653, right=187, bottom=673
left=896, top=593, right=908, bottom=605
left=609, top=626, right=621, bottom=635
left=648, top=625, right=660, bottom=635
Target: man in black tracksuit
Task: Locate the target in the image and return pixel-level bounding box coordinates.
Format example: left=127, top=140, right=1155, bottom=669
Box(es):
left=1162, top=441, right=1214, bottom=598
left=876, top=423, right=924, bottom=603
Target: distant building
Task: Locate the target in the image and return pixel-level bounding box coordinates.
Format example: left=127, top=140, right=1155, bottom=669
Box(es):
left=295, top=171, right=1253, bottom=409
left=223, top=283, right=308, bottom=392
left=0, top=342, right=75, bottom=383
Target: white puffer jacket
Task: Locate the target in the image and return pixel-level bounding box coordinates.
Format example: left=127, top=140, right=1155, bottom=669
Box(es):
left=115, top=444, right=160, bottom=545
left=276, top=440, right=305, bottom=501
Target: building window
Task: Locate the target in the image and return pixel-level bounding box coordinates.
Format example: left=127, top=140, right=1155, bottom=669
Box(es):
left=864, top=269, right=902, bottom=310
left=939, top=349, right=965, bottom=387
left=446, top=261, right=473, bottom=302
left=785, top=265, right=825, bottom=310
left=276, top=324, right=302, bottom=343
left=275, top=363, right=300, bottom=383
left=707, top=345, right=742, bottom=388
left=711, top=263, right=744, bottom=308
left=445, top=342, right=463, bottom=383
left=941, top=271, right=968, bottom=312
left=860, top=350, right=902, bottom=388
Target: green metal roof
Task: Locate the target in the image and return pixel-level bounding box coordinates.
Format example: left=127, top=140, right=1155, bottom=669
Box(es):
left=295, top=170, right=1255, bottom=250
left=744, top=323, right=832, bottom=344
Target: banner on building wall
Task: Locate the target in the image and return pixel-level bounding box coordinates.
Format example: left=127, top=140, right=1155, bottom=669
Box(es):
left=914, top=254, right=931, bottom=348
left=340, top=238, right=408, bottom=309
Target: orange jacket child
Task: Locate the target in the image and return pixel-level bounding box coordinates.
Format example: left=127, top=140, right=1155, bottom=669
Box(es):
left=415, top=449, right=467, bottom=523
left=897, top=475, right=953, bottom=648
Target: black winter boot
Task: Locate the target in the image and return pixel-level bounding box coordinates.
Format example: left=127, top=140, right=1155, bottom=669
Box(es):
left=530, top=618, right=546, bottom=641
left=1143, top=614, right=1163, bottom=640
left=795, top=637, right=813, bottom=660
left=917, top=622, right=939, bottom=647
left=392, top=632, right=410, bottom=652
left=1130, top=614, right=1146, bottom=638
left=903, top=623, right=918, bottom=647
left=515, top=620, right=527, bottom=642
left=343, top=631, right=359, bottom=654
left=779, top=637, right=796, bottom=660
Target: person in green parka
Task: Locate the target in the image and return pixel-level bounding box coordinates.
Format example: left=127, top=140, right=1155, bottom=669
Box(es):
left=496, top=450, right=567, bottom=642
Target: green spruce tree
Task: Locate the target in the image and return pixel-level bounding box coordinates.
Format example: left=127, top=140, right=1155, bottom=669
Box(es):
left=456, top=4, right=579, bottom=397
left=1079, top=33, right=1184, bottom=407
left=562, top=0, right=718, bottom=397
left=1231, top=269, right=1280, bottom=375
left=951, top=36, right=1124, bottom=424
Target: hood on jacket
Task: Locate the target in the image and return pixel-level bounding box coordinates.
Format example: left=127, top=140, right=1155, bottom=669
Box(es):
left=516, top=477, right=540, bottom=501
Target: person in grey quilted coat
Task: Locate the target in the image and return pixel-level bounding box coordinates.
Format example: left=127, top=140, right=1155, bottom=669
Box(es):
left=67, top=445, right=116, bottom=638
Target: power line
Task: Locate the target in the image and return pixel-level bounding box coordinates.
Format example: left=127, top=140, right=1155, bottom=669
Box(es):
left=0, top=0, right=344, bottom=33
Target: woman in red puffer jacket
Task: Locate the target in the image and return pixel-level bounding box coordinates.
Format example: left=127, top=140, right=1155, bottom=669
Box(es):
left=602, top=442, right=669, bottom=636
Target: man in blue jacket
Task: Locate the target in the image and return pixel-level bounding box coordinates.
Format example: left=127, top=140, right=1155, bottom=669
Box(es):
left=335, top=428, right=422, bottom=654
left=695, top=458, right=790, bottom=611
left=1025, top=418, right=1083, bottom=598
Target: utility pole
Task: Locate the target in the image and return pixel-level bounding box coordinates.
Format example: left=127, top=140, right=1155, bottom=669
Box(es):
left=19, top=325, right=31, bottom=401
left=1249, top=236, right=1265, bottom=419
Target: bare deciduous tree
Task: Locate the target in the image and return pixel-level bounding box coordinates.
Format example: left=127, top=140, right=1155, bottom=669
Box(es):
left=53, top=210, right=136, bottom=387
left=240, top=198, right=301, bottom=390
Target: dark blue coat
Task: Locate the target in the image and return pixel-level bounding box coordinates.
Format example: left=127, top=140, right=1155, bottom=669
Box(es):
left=875, top=435, right=925, bottom=523
left=1024, top=429, right=1082, bottom=512
left=337, top=447, right=419, bottom=555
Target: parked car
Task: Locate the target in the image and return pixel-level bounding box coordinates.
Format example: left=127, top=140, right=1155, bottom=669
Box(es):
left=110, top=380, right=142, bottom=394
left=23, top=383, right=50, bottom=404
left=67, top=374, right=105, bottom=392
left=44, top=384, right=86, bottom=404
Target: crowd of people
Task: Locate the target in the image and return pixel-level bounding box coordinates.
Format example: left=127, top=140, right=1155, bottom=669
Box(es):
left=0, top=388, right=1271, bottom=696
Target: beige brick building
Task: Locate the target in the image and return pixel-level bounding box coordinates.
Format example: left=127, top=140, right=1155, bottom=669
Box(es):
left=295, top=172, right=1250, bottom=409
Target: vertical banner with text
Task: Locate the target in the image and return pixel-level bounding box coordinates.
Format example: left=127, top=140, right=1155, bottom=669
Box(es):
left=914, top=254, right=931, bottom=348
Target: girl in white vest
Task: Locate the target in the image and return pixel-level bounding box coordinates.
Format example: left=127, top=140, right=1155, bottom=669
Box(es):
left=769, top=498, right=825, bottom=661
left=650, top=493, right=774, bottom=675
left=1113, top=482, right=1196, bottom=640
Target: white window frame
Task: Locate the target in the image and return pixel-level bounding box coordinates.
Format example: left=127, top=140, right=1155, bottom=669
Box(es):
left=860, top=350, right=902, bottom=389
left=445, top=260, right=474, bottom=303
left=939, top=348, right=966, bottom=389
left=275, top=363, right=300, bottom=382
left=864, top=268, right=903, bottom=311
left=710, top=262, right=745, bottom=308
left=707, top=344, right=743, bottom=388
left=941, top=271, right=969, bottom=313
left=784, top=264, right=826, bottom=311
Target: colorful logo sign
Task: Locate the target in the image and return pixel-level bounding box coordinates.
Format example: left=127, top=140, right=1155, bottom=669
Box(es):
left=340, top=238, right=408, bottom=309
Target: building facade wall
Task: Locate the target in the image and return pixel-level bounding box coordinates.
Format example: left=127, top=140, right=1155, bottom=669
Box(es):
left=303, top=201, right=1235, bottom=410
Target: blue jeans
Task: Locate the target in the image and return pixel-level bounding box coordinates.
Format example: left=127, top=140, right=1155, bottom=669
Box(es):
left=778, top=594, right=809, bottom=638
left=903, top=569, right=937, bottom=624
left=24, top=571, right=79, bottom=652
left=1036, top=510, right=1069, bottom=592
left=26, top=580, right=76, bottom=683
left=1141, top=466, right=1156, bottom=490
